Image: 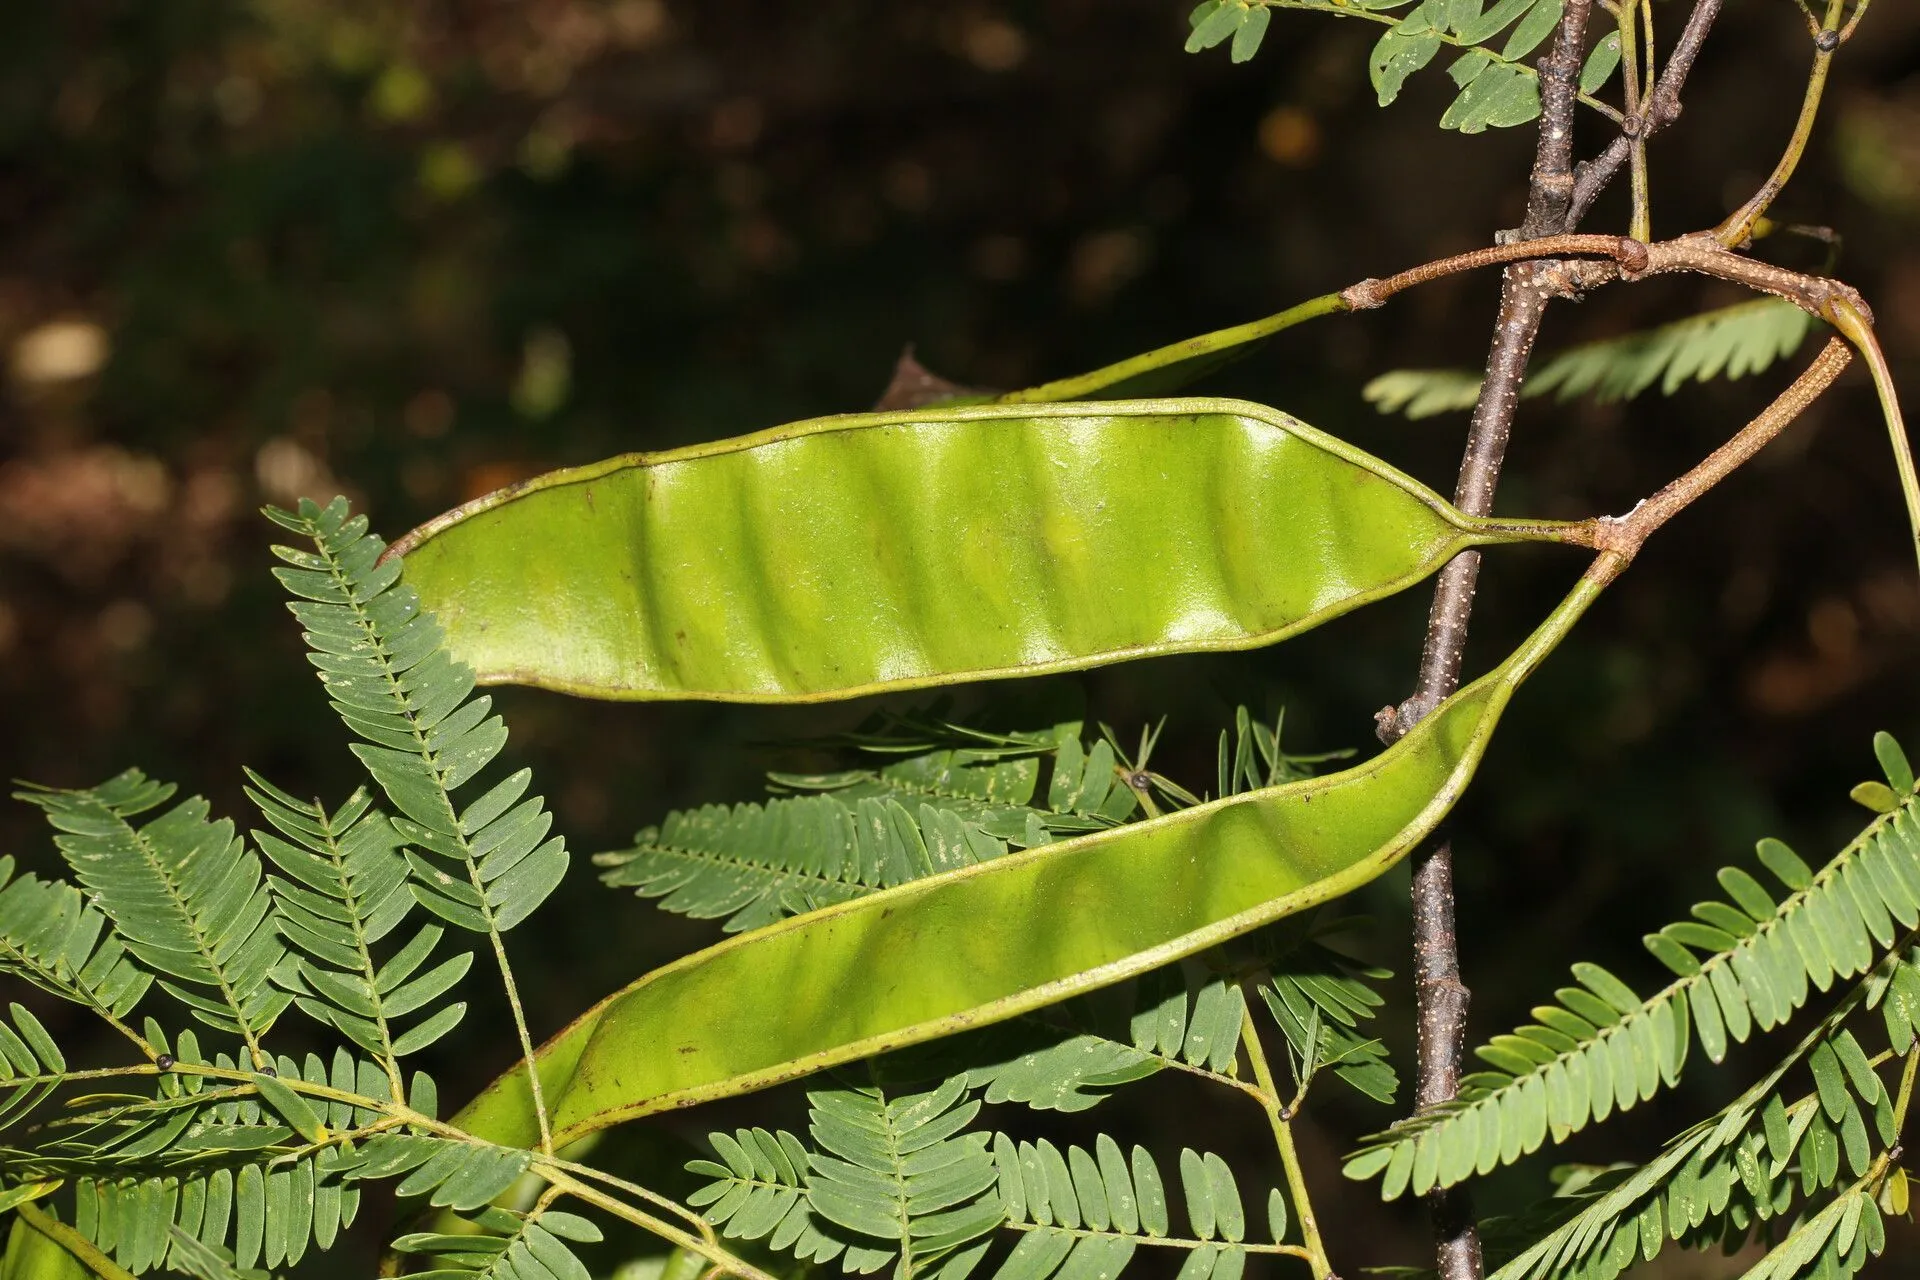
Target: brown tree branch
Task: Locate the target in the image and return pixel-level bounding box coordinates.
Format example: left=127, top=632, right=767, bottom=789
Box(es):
left=1385, top=5, right=1593, bottom=1279
left=1568, top=0, right=1724, bottom=227
left=1340, top=235, right=1645, bottom=310
left=1548, top=230, right=1874, bottom=322
left=1592, top=338, right=1853, bottom=558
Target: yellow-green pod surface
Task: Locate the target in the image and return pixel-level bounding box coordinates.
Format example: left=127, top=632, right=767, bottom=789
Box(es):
left=453, top=575, right=1605, bottom=1150
left=392, top=398, right=1588, bottom=702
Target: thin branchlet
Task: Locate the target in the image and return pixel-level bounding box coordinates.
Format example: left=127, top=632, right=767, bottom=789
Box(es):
left=1389, top=4, right=1591, bottom=1277
left=1569, top=0, right=1724, bottom=225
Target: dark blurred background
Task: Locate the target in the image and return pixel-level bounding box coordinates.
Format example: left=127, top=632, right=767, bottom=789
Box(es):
left=3, top=2, right=1919, bottom=1275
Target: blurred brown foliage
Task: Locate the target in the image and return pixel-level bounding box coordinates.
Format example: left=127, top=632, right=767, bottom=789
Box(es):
left=2, top=1, right=1919, bottom=1273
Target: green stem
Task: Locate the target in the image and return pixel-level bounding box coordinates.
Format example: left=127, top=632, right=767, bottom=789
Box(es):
left=1823, top=300, right=1920, bottom=584
left=1618, top=0, right=1650, bottom=242
left=1237, top=1000, right=1332, bottom=1277
left=313, top=519, right=556, bottom=1154
left=540, top=1170, right=778, bottom=1280
left=1716, top=0, right=1845, bottom=246
left=536, top=1151, right=722, bottom=1242
left=993, top=291, right=1347, bottom=404
left=1001, top=1220, right=1315, bottom=1261
left=15, top=1202, right=138, bottom=1280
left=483, top=927, right=551, bottom=1154
left=1838, top=0, right=1873, bottom=40
left=1892, top=1044, right=1920, bottom=1133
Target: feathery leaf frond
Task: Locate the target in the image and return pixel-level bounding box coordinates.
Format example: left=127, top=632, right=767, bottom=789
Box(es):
left=1125, top=971, right=1248, bottom=1078
left=596, top=726, right=1136, bottom=934
left=45, top=1042, right=381, bottom=1276
left=1255, top=926, right=1398, bottom=1105
left=601, top=705, right=1342, bottom=935
left=956, top=970, right=1248, bottom=1112
left=1346, top=733, right=1920, bottom=1199
left=1365, top=298, right=1816, bottom=420
left=246, top=773, right=468, bottom=1065
left=388, top=1206, right=602, bottom=1280
left=266, top=497, right=569, bottom=937
left=873, top=969, right=1250, bottom=1115
left=691, top=1077, right=1004, bottom=1279
left=334, top=1132, right=534, bottom=1211
left=14, top=771, right=290, bottom=1059
left=0, top=856, right=152, bottom=1041
left=690, top=1125, right=894, bottom=1274
left=1739, top=1179, right=1889, bottom=1280
left=269, top=494, right=564, bottom=1149
left=990, top=1132, right=1294, bottom=1280
left=1479, top=949, right=1910, bottom=1280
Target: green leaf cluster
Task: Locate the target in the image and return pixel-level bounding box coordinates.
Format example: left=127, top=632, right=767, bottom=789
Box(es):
left=15, top=775, right=290, bottom=1058
left=389, top=1206, right=603, bottom=1280
left=1256, top=926, right=1399, bottom=1104
left=991, top=1135, right=1288, bottom=1280
left=689, top=1073, right=1297, bottom=1280
left=38, top=1037, right=389, bottom=1276
left=691, top=1078, right=1001, bottom=1278
left=0, top=497, right=607, bottom=1280
left=1346, top=732, right=1920, bottom=1199
left=247, top=777, right=470, bottom=1060
left=266, top=498, right=570, bottom=938
left=596, top=722, right=1136, bottom=934
left=1481, top=978, right=1906, bottom=1280
left=1370, top=0, right=1565, bottom=133
left=1184, top=0, right=1628, bottom=136
left=0, top=858, right=150, bottom=1036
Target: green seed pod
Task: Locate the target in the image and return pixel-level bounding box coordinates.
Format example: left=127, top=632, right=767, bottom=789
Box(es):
left=393, top=398, right=1590, bottom=702
left=452, top=573, right=1605, bottom=1149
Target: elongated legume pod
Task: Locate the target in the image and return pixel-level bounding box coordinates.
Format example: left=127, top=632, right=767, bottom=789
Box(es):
left=451, top=574, right=1606, bottom=1150
left=392, top=397, right=1590, bottom=702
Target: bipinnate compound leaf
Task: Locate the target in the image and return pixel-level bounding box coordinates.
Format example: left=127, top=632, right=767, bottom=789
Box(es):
left=690, top=1080, right=1000, bottom=1278
left=44, top=1044, right=378, bottom=1276
left=390, top=399, right=1588, bottom=703
left=452, top=575, right=1606, bottom=1149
